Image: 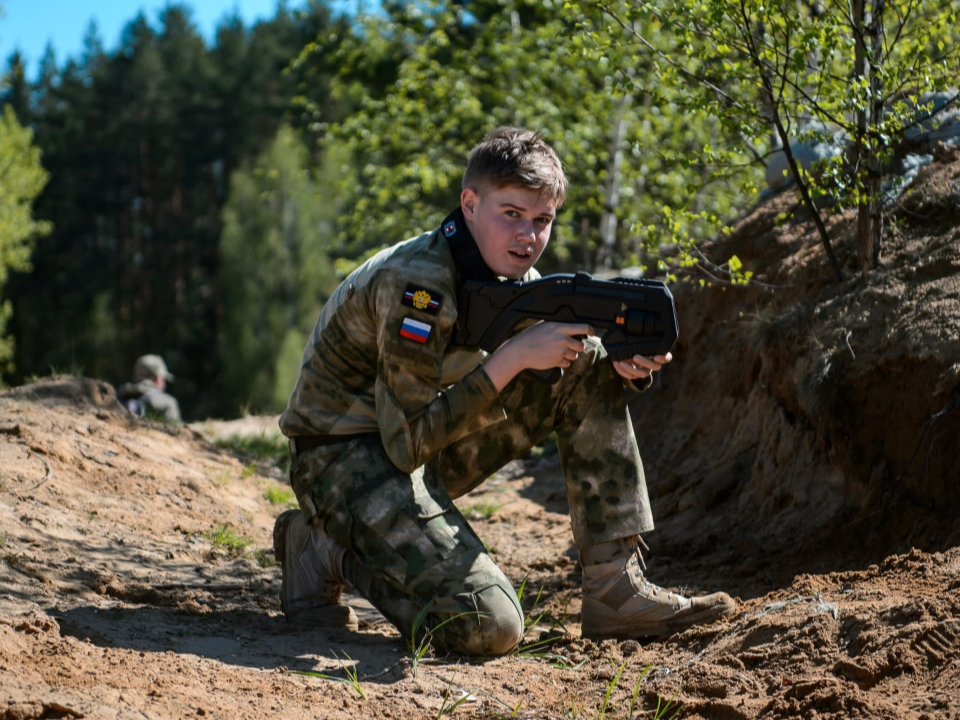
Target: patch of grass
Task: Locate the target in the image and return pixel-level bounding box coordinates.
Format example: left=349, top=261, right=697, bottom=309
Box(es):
left=511, top=579, right=578, bottom=667
left=3, top=553, right=23, bottom=568
left=464, top=500, right=503, bottom=520
left=263, top=485, right=297, bottom=508
left=295, top=652, right=366, bottom=700
left=253, top=549, right=278, bottom=568
left=214, top=432, right=289, bottom=471
left=240, top=462, right=258, bottom=480
left=202, top=524, right=253, bottom=557
left=212, top=469, right=231, bottom=486
left=25, top=365, right=81, bottom=383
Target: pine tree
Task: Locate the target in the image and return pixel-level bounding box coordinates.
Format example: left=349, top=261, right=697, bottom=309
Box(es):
left=0, top=107, right=50, bottom=375
left=219, top=126, right=337, bottom=413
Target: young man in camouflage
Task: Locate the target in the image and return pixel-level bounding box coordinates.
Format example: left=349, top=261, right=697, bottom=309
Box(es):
left=275, top=127, right=734, bottom=655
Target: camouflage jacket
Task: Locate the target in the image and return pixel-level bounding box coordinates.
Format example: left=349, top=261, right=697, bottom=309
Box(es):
left=279, top=209, right=538, bottom=473
left=116, top=379, right=182, bottom=423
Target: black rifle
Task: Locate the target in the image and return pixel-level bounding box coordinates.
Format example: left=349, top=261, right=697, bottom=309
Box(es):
left=454, top=271, right=679, bottom=383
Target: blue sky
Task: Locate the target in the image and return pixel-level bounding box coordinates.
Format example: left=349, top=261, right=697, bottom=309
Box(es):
left=1, top=0, right=285, bottom=78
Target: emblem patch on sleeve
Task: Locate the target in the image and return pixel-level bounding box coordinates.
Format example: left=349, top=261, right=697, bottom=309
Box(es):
left=401, top=283, right=443, bottom=315
left=399, top=316, right=432, bottom=344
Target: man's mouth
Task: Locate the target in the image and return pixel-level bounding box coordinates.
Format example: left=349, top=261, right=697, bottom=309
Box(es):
left=508, top=248, right=533, bottom=260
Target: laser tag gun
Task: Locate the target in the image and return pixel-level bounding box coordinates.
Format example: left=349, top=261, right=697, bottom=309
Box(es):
left=454, top=271, right=679, bottom=383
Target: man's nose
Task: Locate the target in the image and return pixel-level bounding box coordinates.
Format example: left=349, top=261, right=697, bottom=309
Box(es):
left=516, top=221, right=536, bottom=240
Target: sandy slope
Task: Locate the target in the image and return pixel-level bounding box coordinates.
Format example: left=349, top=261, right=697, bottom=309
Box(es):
left=1, top=376, right=958, bottom=719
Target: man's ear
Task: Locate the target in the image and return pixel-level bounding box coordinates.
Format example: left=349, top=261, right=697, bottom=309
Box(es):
left=461, top=188, right=478, bottom=220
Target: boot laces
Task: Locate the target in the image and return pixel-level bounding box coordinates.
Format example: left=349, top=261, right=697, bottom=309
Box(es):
left=623, top=535, right=680, bottom=605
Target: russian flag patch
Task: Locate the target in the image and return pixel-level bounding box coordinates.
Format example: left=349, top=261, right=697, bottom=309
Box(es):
left=399, top=316, right=432, bottom=344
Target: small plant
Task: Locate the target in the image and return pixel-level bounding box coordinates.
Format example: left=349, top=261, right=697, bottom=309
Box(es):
left=566, top=692, right=584, bottom=719
left=213, top=469, right=231, bottom=486
left=202, top=524, right=253, bottom=557
left=464, top=500, right=503, bottom=520
left=263, top=485, right=297, bottom=507
left=240, top=462, right=258, bottom=480
left=626, top=663, right=682, bottom=720
left=295, top=652, right=366, bottom=700
left=3, top=553, right=23, bottom=568
left=512, top=581, right=577, bottom=667
left=598, top=660, right=627, bottom=720
left=436, top=675, right=476, bottom=718
left=651, top=686, right=683, bottom=720
left=628, top=663, right=655, bottom=717
left=253, top=549, right=278, bottom=568
left=408, top=598, right=481, bottom=678
left=516, top=576, right=548, bottom=633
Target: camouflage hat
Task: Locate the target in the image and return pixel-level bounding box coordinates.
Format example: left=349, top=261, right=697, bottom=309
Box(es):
left=133, top=354, right=175, bottom=382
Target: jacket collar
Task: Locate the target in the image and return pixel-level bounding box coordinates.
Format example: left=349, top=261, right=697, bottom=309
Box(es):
left=441, top=207, right=497, bottom=283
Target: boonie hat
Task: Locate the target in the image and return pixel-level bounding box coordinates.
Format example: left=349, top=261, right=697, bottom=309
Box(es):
left=133, top=354, right=175, bottom=381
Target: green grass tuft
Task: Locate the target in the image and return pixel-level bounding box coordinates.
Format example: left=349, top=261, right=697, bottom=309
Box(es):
left=214, top=432, right=289, bottom=470
left=263, top=485, right=297, bottom=507
left=464, top=500, right=503, bottom=520
left=202, top=524, right=253, bottom=557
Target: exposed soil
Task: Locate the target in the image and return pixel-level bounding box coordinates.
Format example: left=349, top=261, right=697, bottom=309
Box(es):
left=2, top=145, right=959, bottom=719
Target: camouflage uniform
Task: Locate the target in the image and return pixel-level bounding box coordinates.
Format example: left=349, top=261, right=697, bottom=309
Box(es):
left=116, top=379, right=182, bottom=423
left=279, top=208, right=653, bottom=655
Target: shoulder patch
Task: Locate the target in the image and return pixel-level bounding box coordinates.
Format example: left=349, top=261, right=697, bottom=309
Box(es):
left=401, top=283, right=443, bottom=316
left=399, top=316, right=432, bottom=344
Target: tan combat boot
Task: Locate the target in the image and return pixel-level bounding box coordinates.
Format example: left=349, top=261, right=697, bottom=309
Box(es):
left=580, top=535, right=734, bottom=640
left=273, top=509, right=358, bottom=630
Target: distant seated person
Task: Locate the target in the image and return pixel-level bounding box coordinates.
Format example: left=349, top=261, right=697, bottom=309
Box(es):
left=116, top=354, right=182, bottom=423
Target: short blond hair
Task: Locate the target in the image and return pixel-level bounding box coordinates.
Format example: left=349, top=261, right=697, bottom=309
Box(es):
left=463, top=127, right=567, bottom=206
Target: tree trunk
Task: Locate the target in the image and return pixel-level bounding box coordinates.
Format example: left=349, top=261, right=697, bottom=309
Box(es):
left=595, top=99, right=630, bottom=271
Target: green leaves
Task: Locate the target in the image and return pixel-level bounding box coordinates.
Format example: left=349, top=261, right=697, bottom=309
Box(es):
left=0, top=108, right=50, bottom=376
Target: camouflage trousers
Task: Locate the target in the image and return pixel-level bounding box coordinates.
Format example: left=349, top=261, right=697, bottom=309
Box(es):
left=289, top=337, right=653, bottom=656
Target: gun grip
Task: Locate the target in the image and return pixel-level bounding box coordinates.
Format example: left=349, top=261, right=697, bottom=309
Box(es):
left=524, top=367, right=563, bottom=385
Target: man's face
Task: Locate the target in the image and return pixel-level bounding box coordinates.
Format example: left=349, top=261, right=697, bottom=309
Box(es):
left=461, top=185, right=557, bottom=279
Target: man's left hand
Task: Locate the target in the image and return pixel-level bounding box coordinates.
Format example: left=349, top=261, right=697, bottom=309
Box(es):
left=613, top=352, right=673, bottom=382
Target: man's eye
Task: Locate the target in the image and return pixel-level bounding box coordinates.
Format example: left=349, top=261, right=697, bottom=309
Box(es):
left=535, top=217, right=552, bottom=225
left=505, top=210, right=520, bottom=218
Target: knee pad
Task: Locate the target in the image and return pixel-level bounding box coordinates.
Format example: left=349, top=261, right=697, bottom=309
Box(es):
left=435, top=583, right=524, bottom=657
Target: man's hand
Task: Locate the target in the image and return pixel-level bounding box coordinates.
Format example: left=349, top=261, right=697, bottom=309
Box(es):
left=613, top=352, right=673, bottom=382
left=483, top=322, right=594, bottom=391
